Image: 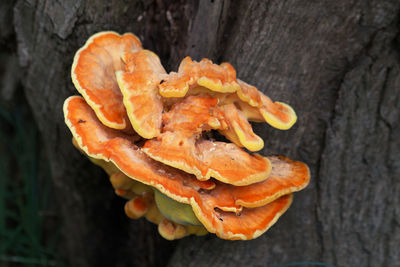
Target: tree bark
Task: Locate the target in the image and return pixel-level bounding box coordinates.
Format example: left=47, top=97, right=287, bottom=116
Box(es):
left=6, top=0, right=399, bottom=266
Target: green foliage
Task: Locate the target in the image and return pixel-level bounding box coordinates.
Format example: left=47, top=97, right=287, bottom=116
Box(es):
left=0, top=101, right=65, bottom=266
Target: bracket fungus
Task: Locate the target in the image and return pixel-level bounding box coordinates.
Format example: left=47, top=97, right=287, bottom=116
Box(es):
left=64, top=31, right=310, bottom=240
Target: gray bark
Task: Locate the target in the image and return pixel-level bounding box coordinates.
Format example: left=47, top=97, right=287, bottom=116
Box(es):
left=3, top=0, right=399, bottom=266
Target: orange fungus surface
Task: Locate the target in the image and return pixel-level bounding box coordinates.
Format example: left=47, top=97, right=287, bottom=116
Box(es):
left=64, top=31, right=310, bottom=240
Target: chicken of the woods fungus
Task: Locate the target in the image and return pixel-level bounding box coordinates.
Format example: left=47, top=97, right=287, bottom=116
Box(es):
left=64, top=31, right=310, bottom=240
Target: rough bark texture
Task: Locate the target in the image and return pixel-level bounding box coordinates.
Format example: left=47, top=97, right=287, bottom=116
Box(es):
left=2, top=0, right=398, bottom=266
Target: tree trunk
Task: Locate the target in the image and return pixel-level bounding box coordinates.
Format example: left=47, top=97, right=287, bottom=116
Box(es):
left=5, top=0, right=399, bottom=266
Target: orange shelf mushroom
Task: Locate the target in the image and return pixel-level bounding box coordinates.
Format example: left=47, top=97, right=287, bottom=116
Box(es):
left=64, top=31, right=310, bottom=240
left=71, top=31, right=142, bottom=130
left=158, top=57, right=240, bottom=97
left=116, top=50, right=167, bottom=138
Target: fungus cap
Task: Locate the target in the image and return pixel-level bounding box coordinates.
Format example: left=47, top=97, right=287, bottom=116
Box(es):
left=236, top=79, right=297, bottom=130
left=159, top=57, right=240, bottom=98
left=220, top=103, right=264, bottom=151
left=116, top=50, right=166, bottom=138
left=71, top=31, right=142, bottom=130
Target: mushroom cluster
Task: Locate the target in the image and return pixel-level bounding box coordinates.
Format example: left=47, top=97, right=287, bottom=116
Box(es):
left=64, top=31, right=310, bottom=240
